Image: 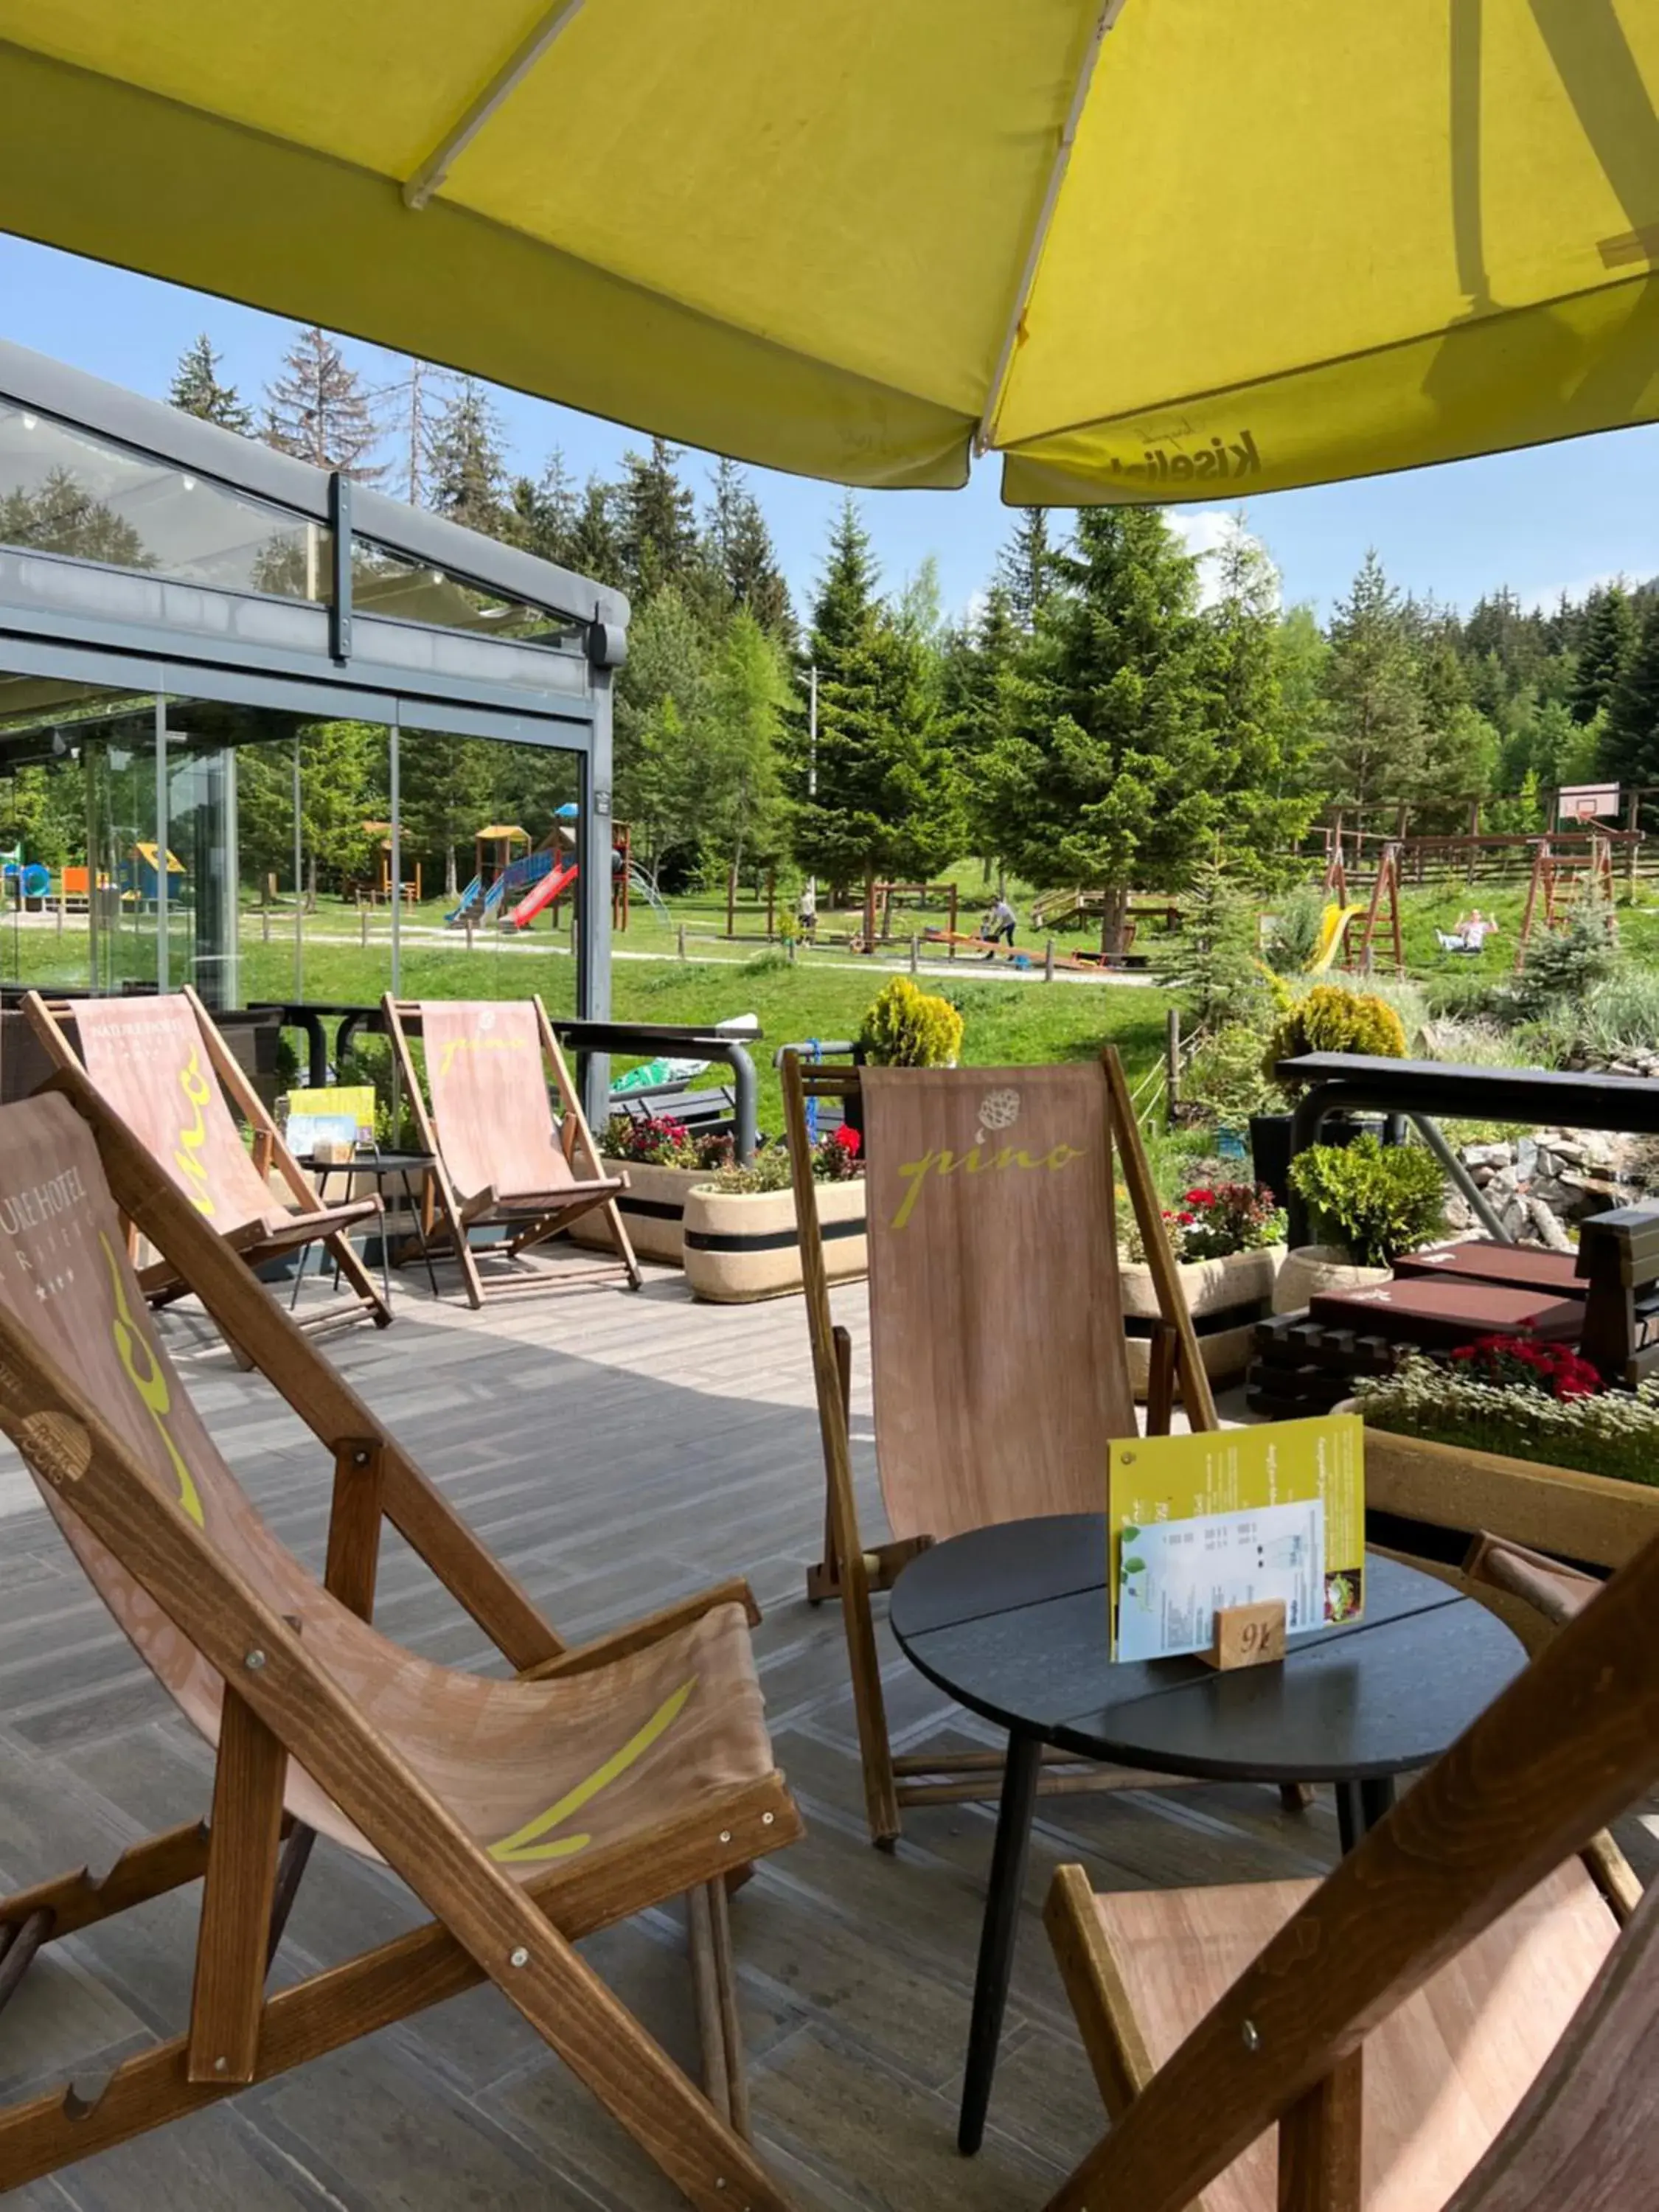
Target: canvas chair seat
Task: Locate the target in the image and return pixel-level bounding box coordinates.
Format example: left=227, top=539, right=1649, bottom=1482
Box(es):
left=1058, top=1863, right=1618, bottom=2212
left=383, top=995, right=640, bottom=1308
left=3, top=1094, right=768, bottom=1874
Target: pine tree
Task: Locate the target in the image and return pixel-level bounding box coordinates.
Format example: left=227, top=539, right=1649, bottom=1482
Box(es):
left=617, top=438, right=699, bottom=599
left=168, top=335, right=252, bottom=434
left=997, top=509, right=1056, bottom=632
left=566, top=478, right=624, bottom=587
left=424, top=379, right=508, bottom=538
left=697, top=610, right=790, bottom=879
left=1571, top=583, right=1637, bottom=726
left=507, top=451, right=578, bottom=568
left=1201, top=525, right=1316, bottom=881
left=262, top=327, right=383, bottom=480
left=787, top=500, right=961, bottom=896
left=398, top=726, right=497, bottom=900
left=1318, top=552, right=1425, bottom=811
left=704, top=459, right=793, bottom=640
left=941, top=585, right=1020, bottom=867
left=1601, top=599, right=1659, bottom=788
left=988, top=507, right=1218, bottom=952
left=613, top=586, right=711, bottom=884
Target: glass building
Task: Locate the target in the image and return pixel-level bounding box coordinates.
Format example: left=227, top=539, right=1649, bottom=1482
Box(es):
left=0, top=339, right=627, bottom=1109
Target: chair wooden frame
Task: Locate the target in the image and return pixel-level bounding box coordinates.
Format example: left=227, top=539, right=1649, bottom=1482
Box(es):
left=1041, top=1533, right=1659, bottom=2212
left=0, top=1062, right=801, bottom=2212
left=22, top=985, right=391, bottom=1340
left=782, top=1045, right=1238, bottom=1849
left=382, top=994, right=641, bottom=1308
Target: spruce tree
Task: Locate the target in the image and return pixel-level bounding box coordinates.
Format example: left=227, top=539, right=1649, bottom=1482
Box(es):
left=1571, top=583, right=1636, bottom=726
left=1601, top=599, right=1659, bottom=788
left=1318, top=552, right=1425, bottom=811
left=1201, top=525, right=1315, bottom=881
left=988, top=507, right=1219, bottom=953
left=566, top=478, right=625, bottom=587
left=997, top=509, right=1055, bottom=632
left=697, top=609, right=790, bottom=880
left=169, top=335, right=252, bottom=433
left=507, top=452, right=577, bottom=568
left=262, top=327, right=383, bottom=480
left=424, top=380, right=508, bottom=538
left=788, top=499, right=961, bottom=897
left=704, top=458, right=793, bottom=640
left=613, top=586, right=710, bottom=884
left=617, top=438, right=699, bottom=598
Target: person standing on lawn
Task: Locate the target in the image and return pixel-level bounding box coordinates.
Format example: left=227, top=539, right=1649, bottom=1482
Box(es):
left=981, top=895, right=1017, bottom=954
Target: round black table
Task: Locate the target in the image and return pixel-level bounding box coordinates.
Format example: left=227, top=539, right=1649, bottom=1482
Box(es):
left=291, top=1149, right=440, bottom=1308
left=889, top=1513, right=1527, bottom=2154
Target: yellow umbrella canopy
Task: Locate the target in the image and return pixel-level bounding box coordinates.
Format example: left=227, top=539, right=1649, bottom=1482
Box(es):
left=1, top=1, right=1655, bottom=501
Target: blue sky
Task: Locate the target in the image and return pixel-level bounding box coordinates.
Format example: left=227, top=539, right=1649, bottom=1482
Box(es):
left=3, top=232, right=1655, bottom=624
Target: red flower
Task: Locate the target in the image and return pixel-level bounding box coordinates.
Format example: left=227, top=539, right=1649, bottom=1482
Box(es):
left=832, top=1126, right=860, bottom=1155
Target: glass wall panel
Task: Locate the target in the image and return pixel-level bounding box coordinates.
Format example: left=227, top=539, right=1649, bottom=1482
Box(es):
left=353, top=538, right=582, bottom=647
left=0, top=684, right=149, bottom=995
left=0, top=403, right=328, bottom=599
left=397, top=725, right=580, bottom=1021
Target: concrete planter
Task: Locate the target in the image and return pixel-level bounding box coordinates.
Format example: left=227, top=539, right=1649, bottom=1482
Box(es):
left=683, top=1178, right=867, bottom=1304
left=1273, top=1244, right=1391, bottom=1315
left=571, top=1160, right=702, bottom=1265
left=1122, top=1245, right=1284, bottom=1398
left=1360, top=1421, right=1659, bottom=1580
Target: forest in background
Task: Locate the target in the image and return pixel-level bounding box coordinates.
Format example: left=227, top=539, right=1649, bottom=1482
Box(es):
left=4, top=326, right=1659, bottom=941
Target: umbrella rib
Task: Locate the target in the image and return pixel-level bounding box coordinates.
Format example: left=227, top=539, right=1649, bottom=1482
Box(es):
left=973, top=0, right=1130, bottom=458
left=403, top=0, right=590, bottom=211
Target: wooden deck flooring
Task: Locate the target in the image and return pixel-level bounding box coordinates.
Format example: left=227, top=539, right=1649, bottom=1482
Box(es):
left=3, top=1257, right=1653, bottom=2211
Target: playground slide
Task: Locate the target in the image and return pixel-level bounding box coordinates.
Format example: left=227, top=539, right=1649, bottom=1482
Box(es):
left=1307, top=902, right=1363, bottom=973
left=445, top=872, right=484, bottom=925
left=510, top=856, right=579, bottom=928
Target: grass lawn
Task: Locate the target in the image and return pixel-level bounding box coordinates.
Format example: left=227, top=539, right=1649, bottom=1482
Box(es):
left=14, top=860, right=1659, bottom=1147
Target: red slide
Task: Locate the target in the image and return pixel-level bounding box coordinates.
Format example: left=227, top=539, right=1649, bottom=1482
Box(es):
left=509, top=857, right=578, bottom=928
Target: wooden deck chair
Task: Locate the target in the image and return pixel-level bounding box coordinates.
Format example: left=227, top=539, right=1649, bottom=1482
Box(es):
left=1038, top=1522, right=1659, bottom=2212
left=782, top=1047, right=1267, bottom=1849
left=383, top=995, right=641, bottom=1308
left=22, top=987, right=389, bottom=1341
left=0, top=1067, right=801, bottom=2211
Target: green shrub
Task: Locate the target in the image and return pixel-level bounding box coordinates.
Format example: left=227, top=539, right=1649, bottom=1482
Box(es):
left=859, top=976, right=964, bottom=1068
left=1264, top=983, right=1409, bottom=1085
left=1565, top=964, right=1659, bottom=1064
left=1506, top=892, right=1619, bottom=1021
left=1264, top=884, right=1328, bottom=976
left=1148, top=860, right=1267, bottom=1034
left=1358, top=1355, right=1659, bottom=1487
left=1289, top=1135, right=1447, bottom=1266
left=1184, top=1023, right=1274, bottom=1122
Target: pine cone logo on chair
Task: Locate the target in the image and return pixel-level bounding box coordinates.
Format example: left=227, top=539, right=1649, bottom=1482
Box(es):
left=977, top=1088, right=1020, bottom=1146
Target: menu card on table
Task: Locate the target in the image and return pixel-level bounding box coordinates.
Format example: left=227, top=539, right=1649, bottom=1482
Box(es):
left=1107, top=1414, right=1364, bottom=1660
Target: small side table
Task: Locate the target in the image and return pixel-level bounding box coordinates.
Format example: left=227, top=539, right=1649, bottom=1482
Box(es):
left=292, top=1149, right=440, bottom=1310
left=890, top=1517, right=1527, bottom=2155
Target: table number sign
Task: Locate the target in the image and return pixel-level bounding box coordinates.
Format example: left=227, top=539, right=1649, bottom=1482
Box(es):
left=1107, top=1413, right=1364, bottom=1660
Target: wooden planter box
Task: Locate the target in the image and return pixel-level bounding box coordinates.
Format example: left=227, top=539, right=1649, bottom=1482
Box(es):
left=1363, top=1424, right=1659, bottom=1573
left=1122, top=1245, right=1284, bottom=1399
left=571, top=1161, right=702, bottom=1265
left=682, top=1179, right=867, bottom=1304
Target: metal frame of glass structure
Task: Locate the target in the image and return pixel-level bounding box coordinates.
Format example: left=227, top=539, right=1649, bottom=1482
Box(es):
left=0, top=336, right=628, bottom=1097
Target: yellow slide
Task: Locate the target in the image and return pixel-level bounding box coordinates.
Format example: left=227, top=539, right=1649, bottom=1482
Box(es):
left=1307, top=902, right=1363, bottom=973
